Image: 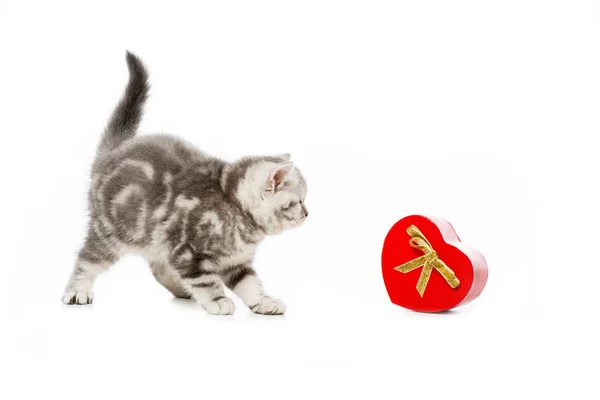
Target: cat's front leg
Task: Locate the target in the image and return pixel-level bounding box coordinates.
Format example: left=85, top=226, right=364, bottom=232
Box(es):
left=169, top=248, right=235, bottom=315
left=221, top=264, right=286, bottom=315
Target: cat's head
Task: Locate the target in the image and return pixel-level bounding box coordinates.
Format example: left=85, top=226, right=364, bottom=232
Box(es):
left=223, top=154, right=308, bottom=235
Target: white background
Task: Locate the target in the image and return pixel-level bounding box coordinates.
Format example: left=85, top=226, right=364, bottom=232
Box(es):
left=1, top=1, right=598, bottom=398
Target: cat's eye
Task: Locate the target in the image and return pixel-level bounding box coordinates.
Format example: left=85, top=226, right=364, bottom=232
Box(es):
left=282, top=201, right=298, bottom=211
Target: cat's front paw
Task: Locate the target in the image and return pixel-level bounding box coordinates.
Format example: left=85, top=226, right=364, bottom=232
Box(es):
left=62, top=290, right=93, bottom=305
left=202, top=296, right=235, bottom=315
left=250, top=296, right=286, bottom=315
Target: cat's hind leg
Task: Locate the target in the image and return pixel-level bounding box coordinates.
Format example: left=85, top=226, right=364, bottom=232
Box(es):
left=150, top=261, right=192, bottom=299
left=62, top=230, right=118, bottom=305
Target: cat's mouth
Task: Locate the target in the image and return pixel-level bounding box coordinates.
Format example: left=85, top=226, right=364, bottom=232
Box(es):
left=290, top=217, right=307, bottom=226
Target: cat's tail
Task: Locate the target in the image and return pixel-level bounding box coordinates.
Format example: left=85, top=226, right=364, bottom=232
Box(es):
left=98, top=51, right=150, bottom=154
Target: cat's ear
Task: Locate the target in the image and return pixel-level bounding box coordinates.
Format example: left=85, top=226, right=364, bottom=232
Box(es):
left=265, top=162, right=295, bottom=193
left=275, top=153, right=291, bottom=162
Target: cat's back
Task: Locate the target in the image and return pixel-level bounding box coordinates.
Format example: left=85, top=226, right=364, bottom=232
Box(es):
left=94, top=134, right=211, bottom=175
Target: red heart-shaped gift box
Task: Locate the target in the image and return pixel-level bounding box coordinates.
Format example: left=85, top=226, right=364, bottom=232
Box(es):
left=381, top=215, right=488, bottom=312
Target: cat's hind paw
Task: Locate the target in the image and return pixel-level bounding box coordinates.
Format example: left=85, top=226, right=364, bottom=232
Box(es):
left=250, top=296, right=286, bottom=315
left=62, top=290, right=93, bottom=305
left=202, top=296, right=235, bottom=315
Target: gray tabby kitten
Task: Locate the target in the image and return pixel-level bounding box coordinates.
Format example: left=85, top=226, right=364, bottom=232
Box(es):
left=62, top=52, right=308, bottom=315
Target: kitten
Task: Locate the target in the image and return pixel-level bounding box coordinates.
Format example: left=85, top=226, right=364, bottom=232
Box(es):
left=62, top=52, right=308, bottom=315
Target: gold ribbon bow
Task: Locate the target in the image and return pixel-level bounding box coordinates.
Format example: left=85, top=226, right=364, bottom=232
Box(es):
left=394, top=225, right=460, bottom=297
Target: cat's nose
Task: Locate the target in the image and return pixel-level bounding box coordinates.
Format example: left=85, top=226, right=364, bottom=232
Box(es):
left=301, top=202, right=308, bottom=218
